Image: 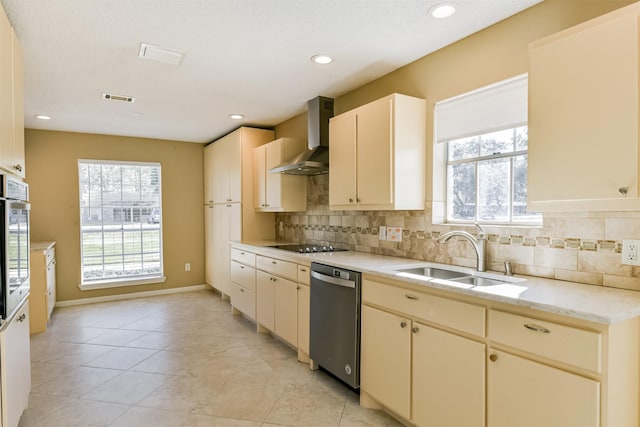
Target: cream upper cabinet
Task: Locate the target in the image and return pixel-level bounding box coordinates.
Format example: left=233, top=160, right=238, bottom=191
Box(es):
left=0, top=14, right=25, bottom=179
left=528, top=3, right=640, bottom=211
left=205, top=132, right=242, bottom=204
left=329, top=93, right=426, bottom=211
left=253, top=138, right=307, bottom=212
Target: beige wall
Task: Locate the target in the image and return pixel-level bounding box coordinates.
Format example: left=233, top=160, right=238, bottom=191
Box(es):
left=274, top=0, right=640, bottom=292
left=25, top=129, right=205, bottom=302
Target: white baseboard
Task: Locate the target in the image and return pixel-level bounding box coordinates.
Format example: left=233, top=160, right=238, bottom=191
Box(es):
left=55, top=284, right=209, bottom=307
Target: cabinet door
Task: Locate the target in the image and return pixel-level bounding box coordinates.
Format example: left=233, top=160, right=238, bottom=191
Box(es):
left=253, top=145, right=267, bottom=209
left=274, top=276, right=297, bottom=347
left=204, top=205, right=215, bottom=287
left=10, top=30, right=24, bottom=178
left=203, top=145, right=215, bottom=204
left=412, top=323, right=485, bottom=427
left=297, top=283, right=310, bottom=355
left=213, top=203, right=240, bottom=296
left=256, top=271, right=275, bottom=331
left=361, top=305, right=411, bottom=419
left=2, top=302, right=31, bottom=427
left=488, top=349, right=599, bottom=427
left=528, top=10, right=639, bottom=208
left=329, top=112, right=357, bottom=206
left=356, top=97, right=392, bottom=206
left=46, top=257, right=56, bottom=319
left=211, top=139, right=231, bottom=204
left=0, top=11, right=13, bottom=172
left=227, top=133, right=242, bottom=203
left=265, top=141, right=282, bottom=209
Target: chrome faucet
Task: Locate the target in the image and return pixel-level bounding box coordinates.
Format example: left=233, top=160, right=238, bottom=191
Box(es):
left=437, top=224, right=487, bottom=272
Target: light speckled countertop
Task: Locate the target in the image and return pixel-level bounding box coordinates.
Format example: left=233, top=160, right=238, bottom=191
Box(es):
left=232, top=241, right=640, bottom=324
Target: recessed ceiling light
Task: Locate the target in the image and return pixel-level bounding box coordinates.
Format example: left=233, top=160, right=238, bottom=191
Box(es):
left=34, top=115, right=51, bottom=120
left=229, top=114, right=244, bottom=120
left=430, top=3, right=456, bottom=19
left=311, top=54, right=333, bottom=65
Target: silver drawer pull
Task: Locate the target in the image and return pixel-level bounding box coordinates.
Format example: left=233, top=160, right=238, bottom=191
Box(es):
left=239, top=266, right=245, bottom=269
left=300, top=268, right=307, bottom=272
left=272, top=261, right=277, bottom=264
left=404, top=294, right=419, bottom=301
left=524, top=324, right=550, bottom=334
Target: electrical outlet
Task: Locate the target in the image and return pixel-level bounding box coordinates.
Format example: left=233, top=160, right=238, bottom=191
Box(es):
left=378, top=226, right=387, bottom=240
left=387, top=227, right=403, bottom=242
left=622, top=240, right=640, bottom=266
left=185, top=263, right=191, bottom=272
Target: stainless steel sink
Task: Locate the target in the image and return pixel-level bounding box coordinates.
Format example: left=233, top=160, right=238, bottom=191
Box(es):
left=395, top=267, right=468, bottom=280
left=449, top=276, right=508, bottom=287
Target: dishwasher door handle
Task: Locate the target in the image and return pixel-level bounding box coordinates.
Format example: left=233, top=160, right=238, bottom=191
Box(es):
left=311, top=271, right=356, bottom=289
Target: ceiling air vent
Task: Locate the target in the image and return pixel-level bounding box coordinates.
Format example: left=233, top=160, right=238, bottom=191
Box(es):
left=102, top=93, right=135, bottom=103
left=138, top=43, right=184, bottom=65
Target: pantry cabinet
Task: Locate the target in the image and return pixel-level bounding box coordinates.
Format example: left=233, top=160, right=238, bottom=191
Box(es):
left=203, top=127, right=275, bottom=298
left=29, top=242, right=57, bottom=334
left=1, top=301, right=31, bottom=427
left=329, top=93, right=425, bottom=210
left=253, top=138, right=307, bottom=212
left=0, top=10, right=25, bottom=179
left=528, top=2, right=640, bottom=211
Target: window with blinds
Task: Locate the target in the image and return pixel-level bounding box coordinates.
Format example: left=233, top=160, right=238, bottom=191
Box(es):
left=434, top=74, right=541, bottom=225
left=78, top=160, right=163, bottom=285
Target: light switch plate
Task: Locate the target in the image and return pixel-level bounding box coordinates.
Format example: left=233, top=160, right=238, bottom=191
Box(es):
left=378, top=226, right=387, bottom=240
left=622, top=239, right=640, bottom=266
left=387, top=227, right=403, bottom=242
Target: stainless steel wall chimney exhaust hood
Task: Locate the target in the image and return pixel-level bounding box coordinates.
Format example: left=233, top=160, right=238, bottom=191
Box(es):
left=270, top=96, right=334, bottom=175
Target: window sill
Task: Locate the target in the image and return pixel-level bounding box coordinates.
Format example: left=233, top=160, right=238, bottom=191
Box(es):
left=78, top=275, right=166, bottom=291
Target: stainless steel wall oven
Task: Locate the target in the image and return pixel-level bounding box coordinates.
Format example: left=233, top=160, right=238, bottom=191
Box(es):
left=0, top=174, right=30, bottom=319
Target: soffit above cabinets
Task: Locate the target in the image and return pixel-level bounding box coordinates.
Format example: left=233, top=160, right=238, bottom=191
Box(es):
left=2, top=0, right=541, bottom=143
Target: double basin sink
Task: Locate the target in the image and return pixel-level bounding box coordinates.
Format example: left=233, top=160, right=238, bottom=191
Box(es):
left=389, top=264, right=526, bottom=289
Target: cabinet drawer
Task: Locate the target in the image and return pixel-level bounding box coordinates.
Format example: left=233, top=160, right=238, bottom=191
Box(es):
left=297, top=265, right=310, bottom=285
left=362, top=279, right=485, bottom=337
left=230, top=248, right=256, bottom=267
left=230, top=261, right=256, bottom=293
left=256, top=255, right=297, bottom=281
left=45, top=247, right=55, bottom=266
left=230, top=283, right=256, bottom=321
left=488, top=310, right=601, bottom=372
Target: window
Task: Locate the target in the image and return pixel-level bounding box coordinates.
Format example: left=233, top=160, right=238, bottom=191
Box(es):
left=434, top=74, right=541, bottom=225
left=78, top=160, right=163, bottom=287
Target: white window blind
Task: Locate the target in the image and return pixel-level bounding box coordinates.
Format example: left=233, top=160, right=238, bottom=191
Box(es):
left=435, top=74, right=528, bottom=143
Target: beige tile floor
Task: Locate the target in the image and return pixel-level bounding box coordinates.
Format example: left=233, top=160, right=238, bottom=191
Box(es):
left=20, top=289, right=403, bottom=427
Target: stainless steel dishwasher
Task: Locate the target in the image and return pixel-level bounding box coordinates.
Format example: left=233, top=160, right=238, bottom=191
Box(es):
left=309, top=262, right=362, bottom=389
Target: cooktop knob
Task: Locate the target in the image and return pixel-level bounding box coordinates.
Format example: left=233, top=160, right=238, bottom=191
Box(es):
left=312, top=247, right=318, bottom=252
left=329, top=246, right=334, bottom=251
left=322, top=246, right=328, bottom=252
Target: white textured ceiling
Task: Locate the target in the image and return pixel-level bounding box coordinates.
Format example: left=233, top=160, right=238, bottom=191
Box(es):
left=1, top=0, right=541, bottom=143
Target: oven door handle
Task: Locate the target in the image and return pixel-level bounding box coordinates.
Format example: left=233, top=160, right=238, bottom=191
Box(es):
left=311, top=271, right=356, bottom=289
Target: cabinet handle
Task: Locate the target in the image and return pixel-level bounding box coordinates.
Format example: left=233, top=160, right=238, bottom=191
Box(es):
left=523, top=324, right=550, bottom=334
left=356, top=198, right=361, bottom=203
left=240, top=252, right=245, bottom=255
left=619, top=187, right=629, bottom=196
left=404, top=294, right=419, bottom=301
left=240, top=288, right=244, bottom=293
left=209, top=200, right=213, bottom=203
left=300, top=268, right=307, bottom=272
left=412, top=326, right=419, bottom=333
left=208, top=205, right=213, bottom=209
left=272, top=261, right=277, bottom=264
left=400, top=321, right=407, bottom=328
left=489, top=354, right=498, bottom=362
left=239, top=266, right=244, bottom=269
left=296, top=286, right=300, bottom=290
left=13, top=164, right=22, bottom=172
left=348, top=198, right=354, bottom=203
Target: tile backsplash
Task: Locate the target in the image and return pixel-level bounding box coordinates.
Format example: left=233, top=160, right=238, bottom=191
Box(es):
left=275, top=174, right=640, bottom=292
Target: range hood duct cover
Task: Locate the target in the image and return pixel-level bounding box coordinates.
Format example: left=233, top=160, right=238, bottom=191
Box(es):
left=270, top=96, right=334, bottom=175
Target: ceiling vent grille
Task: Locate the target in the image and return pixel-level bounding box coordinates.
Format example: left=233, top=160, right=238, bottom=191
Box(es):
left=138, top=43, right=184, bottom=65
left=102, top=93, right=135, bottom=103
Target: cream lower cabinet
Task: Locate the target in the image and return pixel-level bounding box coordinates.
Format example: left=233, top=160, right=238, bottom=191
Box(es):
left=230, top=248, right=257, bottom=321
left=29, top=242, right=56, bottom=334
left=329, top=93, right=425, bottom=211
left=488, top=350, right=599, bottom=427
left=256, top=255, right=298, bottom=347
left=205, top=203, right=240, bottom=297
left=361, top=278, right=485, bottom=426
left=1, top=301, right=31, bottom=427
left=296, top=264, right=310, bottom=363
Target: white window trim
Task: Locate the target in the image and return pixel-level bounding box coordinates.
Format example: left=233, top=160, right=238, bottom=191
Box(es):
left=78, top=275, right=167, bottom=291
left=78, top=159, right=164, bottom=286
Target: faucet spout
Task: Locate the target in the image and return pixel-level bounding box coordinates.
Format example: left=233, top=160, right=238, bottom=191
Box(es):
left=437, top=229, right=487, bottom=272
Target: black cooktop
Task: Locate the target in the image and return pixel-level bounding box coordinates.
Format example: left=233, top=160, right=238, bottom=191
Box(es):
left=269, top=244, right=348, bottom=254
